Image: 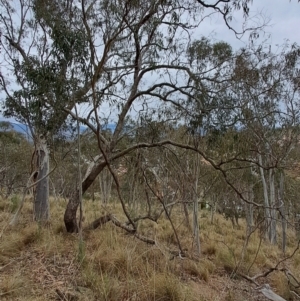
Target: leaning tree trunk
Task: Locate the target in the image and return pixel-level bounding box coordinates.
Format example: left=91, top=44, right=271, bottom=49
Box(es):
left=64, top=161, right=106, bottom=232
left=33, top=134, right=50, bottom=223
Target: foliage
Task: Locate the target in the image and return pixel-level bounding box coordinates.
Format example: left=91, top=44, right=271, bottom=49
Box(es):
left=0, top=121, right=32, bottom=197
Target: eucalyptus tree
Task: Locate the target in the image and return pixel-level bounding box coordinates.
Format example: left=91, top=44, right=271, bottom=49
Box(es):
left=184, top=37, right=300, bottom=249
left=0, top=0, right=91, bottom=222
left=0, top=0, right=264, bottom=232
left=284, top=159, right=300, bottom=239
left=229, top=44, right=300, bottom=247
left=60, top=0, right=263, bottom=233
left=0, top=121, right=31, bottom=198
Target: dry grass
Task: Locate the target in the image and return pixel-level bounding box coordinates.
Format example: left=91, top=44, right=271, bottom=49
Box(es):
left=0, top=196, right=300, bottom=300
left=270, top=272, right=293, bottom=300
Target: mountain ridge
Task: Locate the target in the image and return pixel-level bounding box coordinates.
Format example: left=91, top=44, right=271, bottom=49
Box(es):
left=0, top=120, right=116, bottom=137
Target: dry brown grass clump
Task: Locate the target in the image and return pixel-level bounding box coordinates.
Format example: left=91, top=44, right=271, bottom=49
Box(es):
left=0, top=197, right=300, bottom=301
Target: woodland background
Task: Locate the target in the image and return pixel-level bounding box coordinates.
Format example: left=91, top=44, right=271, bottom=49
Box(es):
left=1, top=0, right=300, bottom=300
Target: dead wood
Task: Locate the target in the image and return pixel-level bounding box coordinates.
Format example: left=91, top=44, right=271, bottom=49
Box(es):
left=256, top=284, right=287, bottom=301
left=86, top=214, right=112, bottom=230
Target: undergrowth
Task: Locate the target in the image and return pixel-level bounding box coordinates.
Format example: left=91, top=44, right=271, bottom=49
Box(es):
left=0, top=197, right=299, bottom=300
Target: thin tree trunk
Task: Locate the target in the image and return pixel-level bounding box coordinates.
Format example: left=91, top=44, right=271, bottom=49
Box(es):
left=128, top=162, right=139, bottom=209
left=33, top=135, right=50, bottom=223
left=193, top=154, right=201, bottom=257
left=75, top=104, right=83, bottom=238
left=99, top=166, right=113, bottom=204
left=279, top=170, right=286, bottom=253
left=182, top=198, right=191, bottom=230
left=295, top=214, right=300, bottom=240
left=258, top=153, right=271, bottom=241
left=269, top=168, right=277, bottom=245
left=210, top=195, right=216, bottom=224
left=245, top=186, right=254, bottom=235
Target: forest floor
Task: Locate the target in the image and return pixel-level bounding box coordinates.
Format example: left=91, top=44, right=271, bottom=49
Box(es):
left=0, top=197, right=299, bottom=301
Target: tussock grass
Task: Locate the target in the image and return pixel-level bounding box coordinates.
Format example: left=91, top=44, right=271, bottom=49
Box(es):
left=0, top=223, right=38, bottom=264
left=202, top=243, right=217, bottom=256
left=270, top=272, right=293, bottom=300
left=1, top=197, right=300, bottom=300
left=147, top=273, right=186, bottom=301
left=0, top=271, right=26, bottom=297
left=178, top=259, right=215, bottom=282
left=216, top=247, right=236, bottom=275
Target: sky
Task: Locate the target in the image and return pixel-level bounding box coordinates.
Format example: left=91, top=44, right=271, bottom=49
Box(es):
left=1, top=0, right=300, bottom=124
left=197, top=0, right=300, bottom=50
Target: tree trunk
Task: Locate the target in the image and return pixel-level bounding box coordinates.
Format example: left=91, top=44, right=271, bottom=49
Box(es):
left=279, top=170, right=286, bottom=253
left=269, top=168, right=277, bottom=244
left=210, top=195, right=216, bottom=224
left=182, top=198, right=191, bottom=230
left=245, top=186, right=254, bottom=235
left=258, top=153, right=271, bottom=241
left=33, top=135, right=50, bottom=223
left=193, top=154, right=201, bottom=257
left=99, top=166, right=113, bottom=204
left=64, top=161, right=106, bottom=232
left=295, top=214, right=300, bottom=240
left=129, top=172, right=138, bottom=210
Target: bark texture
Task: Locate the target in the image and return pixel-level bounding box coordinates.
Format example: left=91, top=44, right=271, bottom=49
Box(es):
left=64, top=161, right=106, bottom=232
left=33, top=136, right=50, bottom=222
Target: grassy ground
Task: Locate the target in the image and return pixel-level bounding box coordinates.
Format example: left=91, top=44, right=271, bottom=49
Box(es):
left=0, top=196, right=299, bottom=300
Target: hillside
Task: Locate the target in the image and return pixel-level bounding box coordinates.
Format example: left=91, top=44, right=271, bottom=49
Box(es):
left=0, top=197, right=299, bottom=301
left=0, top=120, right=116, bottom=138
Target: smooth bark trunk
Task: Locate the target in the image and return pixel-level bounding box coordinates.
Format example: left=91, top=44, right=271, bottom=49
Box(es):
left=99, top=166, right=113, bottom=204
left=193, top=154, right=200, bottom=257
left=33, top=135, right=50, bottom=222
left=269, top=169, right=277, bottom=244
left=279, top=171, right=286, bottom=252
left=245, top=186, right=254, bottom=235
left=210, top=195, right=216, bottom=224
left=258, top=154, right=271, bottom=241
left=182, top=199, right=191, bottom=230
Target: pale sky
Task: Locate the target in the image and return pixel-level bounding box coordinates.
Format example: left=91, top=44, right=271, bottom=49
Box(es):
left=197, top=0, right=300, bottom=50
left=1, top=0, right=299, bottom=124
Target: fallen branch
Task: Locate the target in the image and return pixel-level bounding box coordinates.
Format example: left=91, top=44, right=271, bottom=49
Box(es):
left=256, top=284, right=287, bottom=301
left=123, top=201, right=181, bottom=227
left=88, top=213, right=155, bottom=244
left=88, top=213, right=193, bottom=259
left=238, top=273, right=259, bottom=286
left=284, top=269, right=300, bottom=289
left=236, top=239, right=300, bottom=301
left=86, top=214, right=111, bottom=230
left=290, top=290, right=300, bottom=300
left=124, top=214, right=159, bottom=225
left=240, top=239, right=300, bottom=283
left=109, top=214, right=136, bottom=233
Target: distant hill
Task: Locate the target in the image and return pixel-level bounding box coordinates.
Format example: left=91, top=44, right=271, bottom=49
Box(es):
left=11, top=122, right=30, bottom=134
left=0, top=120, right=116, bottom=138
left=0, top=120, right=30, bottom=134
